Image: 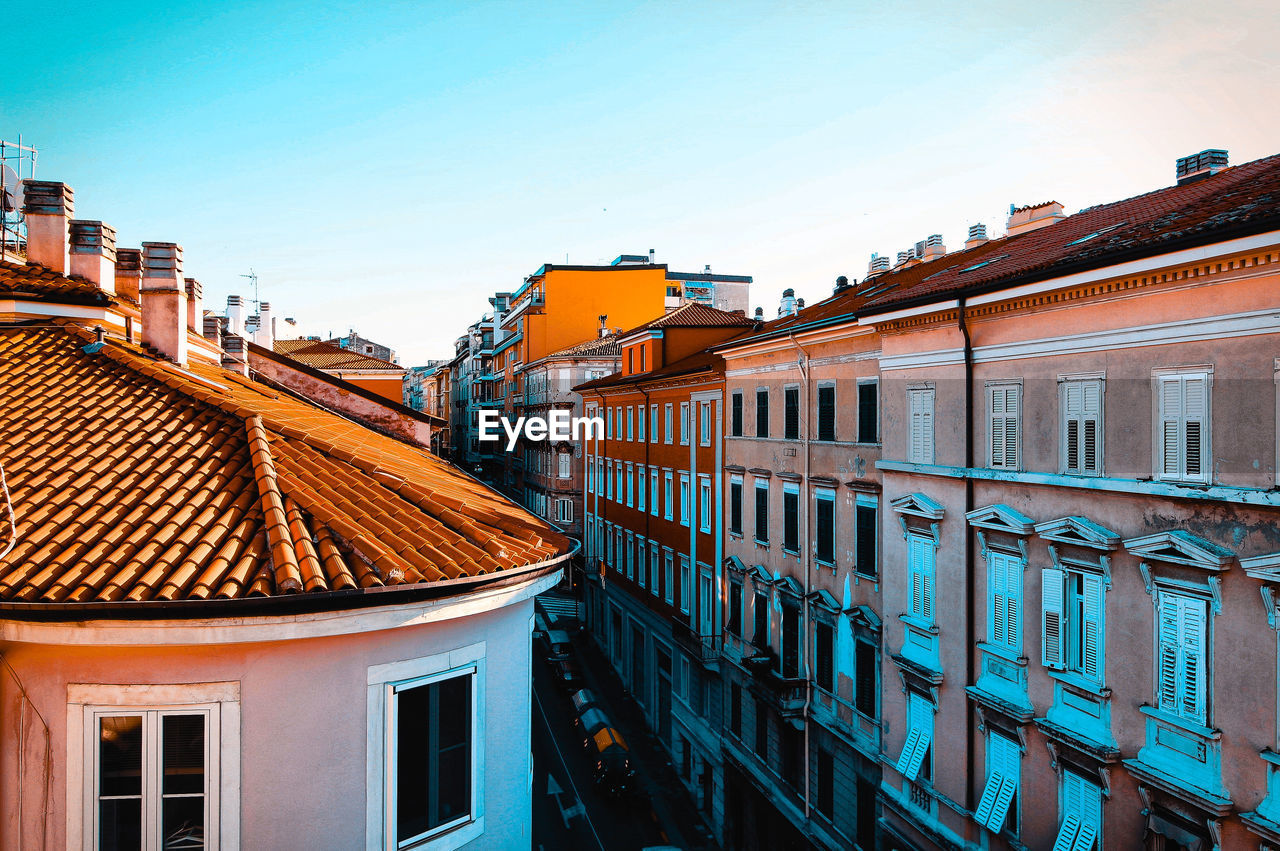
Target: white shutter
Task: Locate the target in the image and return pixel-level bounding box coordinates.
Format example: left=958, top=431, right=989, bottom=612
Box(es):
left=1060, top=770, right=1101, bottom=851
left=990, top=386, right=1019, bottom=469
left=1071, top=821, right=1098, bottom=851
left=1180, top=596, right=1206, bottom=722
left=898, top=695, right=932, bottom=781
left=1042, top=567, right=1066, bottom=669
left=909, top=389, right=935, bottom=464
left=974, top=772, right=1004, bottom=827
left=1183, top=376, right=1208, bottom=481
left=1064, top=382, right=1083, bottom=472
left=1156, top=593, right=1180, bottom=713
left=1080, top=573, right=1103, bottom=680
left=909, top=536, right=925, bottom=619
left=1158, top=376, right=1182, bottom=478
left=991, top=554, right=1007, bottom=646
left=983, top=733, right=1020, bottom=832
left=1005, top=555, right=1021, bottom=651
left=1051, top=815, right=1081, bottom=851
left=1081, top=381, right=1101, bottom=474
left=896, top=728, right=923, bottom=776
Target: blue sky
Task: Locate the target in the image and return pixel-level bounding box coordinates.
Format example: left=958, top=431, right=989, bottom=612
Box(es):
left=8, top=1, right=1279, bottom=364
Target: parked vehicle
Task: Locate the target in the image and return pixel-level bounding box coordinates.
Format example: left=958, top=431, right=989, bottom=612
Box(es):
left=576, top=706, right=611, bottom=745
left=569, top=688, right=599, bottom=717
left=539, top=629, right=573, bottom=661
left=587, top=725, right=635, bottom=796
left=552, top=658, right=583, bottom=691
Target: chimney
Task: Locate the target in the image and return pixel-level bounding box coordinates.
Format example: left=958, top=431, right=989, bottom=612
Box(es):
left=753, top=306, right=764, bottom=321
left=140, top=242, right=187, bottom=366
left=923, top=233, right=946, bottom=262
left=202, top=315, right=222, bottom=347
left=69, top=220, right=117, bottom=293
left=833, top=275, right=852, bottom=294
left=598, top=314, right=608, bottom=338
left=704, top=264, right=711, bottom=274
left=114, top=248, right=142, bottom=302
left=226, top=295, right=246, bottom=336
left=778, top=288, right=798, bottom=318
left=254, top=302, right=274, bottom=348
left=21, top=181, right=74, bottom=273
left=868, top=253, right=891, bottom=276
left=1176, top=149, right=1228, bottom=185
left=184, top=278, right=203, bottom=332
left=1006, top=201, right=1066, bottom=237
left=221, top=333, right=249, bottom=376
left=648, top=249, right=655, bottom=264
left=796, top=297, right=805, bottom=309
left=965, top=223, right=989, bottom=248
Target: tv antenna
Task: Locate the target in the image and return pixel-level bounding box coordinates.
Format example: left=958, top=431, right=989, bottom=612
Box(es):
left=239, top=269, right=260, bottom=313
left=0, top=136, right=38, bottom=262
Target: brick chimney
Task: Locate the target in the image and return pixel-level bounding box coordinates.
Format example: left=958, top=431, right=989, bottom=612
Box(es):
left=922, top=233, right=946, bottom=262
left=221, top=333, right=249, bottom=376
left=114, top=248, right=142, bottom=302
left=184, top=278, right=203, bottom=332
left=140, top=242, right=187, bottom=366
left=21, top=181, right=74, bottom=274
left=69, top=220, right=117, bottom=293
left=202, top=315, right=222, bottom=347
left=1006, top=201, right=1065, bottom=237
left=226, top=294, right=246, bottom=337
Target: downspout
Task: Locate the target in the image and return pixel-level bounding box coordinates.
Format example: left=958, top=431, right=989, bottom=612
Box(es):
left=789, top=331, right=814, bottom=825
left=958, top=296, right=977, bottom=814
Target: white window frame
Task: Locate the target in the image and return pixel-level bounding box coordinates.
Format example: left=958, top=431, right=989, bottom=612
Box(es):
left=1153, top=368, right=1212, bottom=484
left=664, top=403, right=674, bottom=444
left=700, top=401, right=712, bottom=446
left=988, top=382, right=1021, bottom=470
left=975, top=731, right=1020, bottom=835
left=625, top=462, right=634, bottom=507
left=557, top=451, right=571, bottom=480
left=636, top=464, right=646, bottom=512
left=907, top=386, right=935, bottom=464
left=649, top=542, right=660, bottom=595
left=1059, top=373, right=1104, bottom=476
left=698, top=475, right=712, bottom=533
left=367, top=643, right=486, bottom=851
left=1042, top=564, right=1105, bottom=683
left=627, top=532, right=636, bottom=581
left=1052, top=769, right=1102, bottom=851
left=68, top=682, right=240, bottom=851
left=679, top=555, right=692, bottom=615
left=650, top=405, right=659, bottom=443
left=664, top=549, right=675, bottom=605
left=556, top=498, right=573, bottom=523
left=638, top=404, right=646, bottom=441
left=650, top=468, right=660, bottom=516
left=895, top=691, right=933, bottom=782
left=679, top=472, right=691, bottom=527
left=680, top=402, right=691, bottom=445
left=626, top=406, right=634, bottom=441
left=664, top=471, right=674, bottom=520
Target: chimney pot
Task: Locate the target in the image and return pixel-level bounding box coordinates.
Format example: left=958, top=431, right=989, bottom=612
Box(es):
left=226, top=294, right=245, bottom=337
left=21, top=180, right=74, bottom=273
left=253, top=302, right=274, bottom=348
left=140, top=242, right=187, bottom=366
left=1176, top=148, right=1229, bottom=185
left=648, top=249, right=655, bottom=264
left=68, top=220, right=118, bottom=293
left=966, top=223, right=989, bottom=248
left=202, top=315, right=222, bottom=346
left=184, top=278, right=203, bottom=333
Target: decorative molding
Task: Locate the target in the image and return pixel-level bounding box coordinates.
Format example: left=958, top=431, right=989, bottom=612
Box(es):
left=966, top=503, right=1036, bottom=535
left=1035, top=516, right=1121, bottom=551
left=890, top=492, right=946, bottom=520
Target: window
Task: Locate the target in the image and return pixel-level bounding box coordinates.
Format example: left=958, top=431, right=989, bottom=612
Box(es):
left=626, top=533, right=636, bottom=580
left=728, top=579, right=743, bottom=635
left=605, top=460, right=613, bottom=500
left=586, top=458, right=594, bottom=495
left=366, top=647, right=484, bottom=851
left=680, top=402, right=690, bottom=445
left=1155, top=371, right=1210, bottom=483
left=650, top=468, right=659, bottom=516
left=815, top=489, right=835, bottom=564
left=815, top=621, right=834, bottom=692
left=679, top=473, right=691, bottom=526
left=908, top=387, right=935, bottom=464
left=755, top=389, right=769, bottom=438
left=855, top=496, right=877, bottom=578
left=783, top=483, right=799, bottom=553
left=731, top=391, right=743, bottom=437
left=754, top=481, right=769, bottom=543
left=627, top=349, right=634, bottom=372
left=730, top=684, right=743, bottom=738
left=817, top=384, right=835, bottom=441
left=664, top=471, right=674, bottom=520
left=729, top=475, right=743, bottom=535
left=754, top=698, right=769, bottom=758
left=664, top=550, right=675, bottom=606
left=626, top=406, right=634, bottom=441
left=664, top=404, right=674, bottom=443
left=1061, top=378, right=1103, bottom=475
left=1054, top=770, right=1102, bottom=851
left=640, top=347, right=646, bottom=371
left=858, top=380, right=879, bottom=443
left=781, top=601, right=801, bottom=679
left=81, top=692, right=233, bottom=851
left=1043, top=567, right=1104, bottom=681
left=679, top=556, right=691, bottom=614
left=1155, top=590, right=1207, bottom=724
left=753, top=588, right=769, bottom=647
left=907, top=533, right=935, bottom=626
left=615, top=463, right=623, bottom=502
left=556, top=498, right=573, bottom=523
left=650, top=405, right=659, bottom=443
left=895, top=692, right=933, bottom=782
left=557, top=451, right=571, bottom=479
left=606, top=407, right=613, bottom=439
left=816, top=748, right=834, bottom=820
left=638, top=405, right=645, bottom=441
left=700, top=401, right=712, bottom=446
left=698, top=476, right=712, bottom=533
left=987, top=550, right=1023, bottom=654
left=625, top=462, right=634, bottom=506
left=784, top=386, right=800, bottom=440
left=636, top=465, right=646, bottom=512
left=649, top=542, right=660, bottom=596
left=855, top=640, right=877, bottom=718
left=975, top=732, right=1020, bottom=835
left=989, top=383, right=1021, bottom=469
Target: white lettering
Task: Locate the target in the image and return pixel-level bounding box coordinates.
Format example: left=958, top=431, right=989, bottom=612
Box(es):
left=549, top=409, right=572, bottom=441
left=477, top=410, right=501, bottom=441
left=574, top=416, right=604, bottom=441
left=502, top=416, right=526, bottom=452
left=526, top=417, right=548, bottom=441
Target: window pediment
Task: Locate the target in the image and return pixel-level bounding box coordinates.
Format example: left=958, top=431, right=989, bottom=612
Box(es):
left=847, top=603, right=882, bottom=633
left=966, top=503, right=1035, bottom=535
left=1035, top=516, right=1121, bottom=551
left=1241, top=552, right=1280, bottom=629
left=807, top=588, right=840, bottom=614
left=776, top=575, right=804, bottom=598
left=891, top=491, right=945, bottom=520
left=1124, top=531, right=1234, bottom=571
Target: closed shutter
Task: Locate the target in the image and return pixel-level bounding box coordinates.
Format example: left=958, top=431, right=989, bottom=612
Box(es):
left=1055, top=770, right=1101, bottom=851
left=858, top=381, right=879, bottom=443
left=909, top=536, right=926, bottom=620
left=731, top=393, right=743, bottom=436
left=1042, top=567, right=1066, bottom=669
left=817, top=385, right=836, bottom=441
left=755, top=485, right=768, bottom=541
left=909, top=389, right=935, bottom=463
left=1063, top=380, right=1102, bottom=474
left=1080, top=573, right=1103, bottom=680
left=815, top=495, right=835, bottom=562
left=815, top=622, right=834, bottom=692
left=1156, top=592, right=1207, bottom=722
left=855, top=640, right=876, bottom=717
left=1180, top=595, right=1206, bottom=722
left=1158, top=374, right=1209, bottom=482
left=756, top=390, right=769, bottom=438
left=1183, top=376, right=1207, bottom=480
left=990, top=553, right=1020, bottom=650
left=784, top=387, right=800, bottom=440
left=990, top=385, right=1020, bottom=469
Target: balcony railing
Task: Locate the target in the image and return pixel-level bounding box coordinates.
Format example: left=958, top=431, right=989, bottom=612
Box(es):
left=672, top=619, right=720, bottom=668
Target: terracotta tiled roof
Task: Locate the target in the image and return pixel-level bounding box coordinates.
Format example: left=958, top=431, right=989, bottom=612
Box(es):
left=0, top=324, right=569, bottom=605
left=618, top=302, right=755, bottom=338
left=274, top=338, right=404, bottom=371
left=0, top=259, right=113, bottom=306
left=545, top=334, right=621, bottom=359
left=857, top=151, right=1280, bottom=313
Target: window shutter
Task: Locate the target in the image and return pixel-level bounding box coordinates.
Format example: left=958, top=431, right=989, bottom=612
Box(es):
left=974, top=771, right=1005, bottom=826
left=1071, top=822, right=1098, bottom=851
left=1042, top=567, right=1066, bottom=669
left=1081, top=381, right=1101, bottom=474
left=1004, top=555, right=1020, bottom=650
left=896, top=728, right=923, bottom=776
left=1064, top=382, right=1082, bottom=472
left=1081, top=573, right=1103, bottom=679
left=1156, top=593, right=1181, bottom=712
left=991, top=387, right=1019, bottom=468
left=1158, top=376, right=1183, bottom=478
left=1051, top=815, right=1081, bottom=851
left=1180, top=596, right=1206, bottom=722
left=921, top=392, right=934, bottom=463
left=991, top=555, right=1008, bottom=646
left=1183, top=376, right=1207, bottom=480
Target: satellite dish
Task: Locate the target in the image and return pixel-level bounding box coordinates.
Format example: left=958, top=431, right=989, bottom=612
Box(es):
left=0, top=165, right=21, bottom=212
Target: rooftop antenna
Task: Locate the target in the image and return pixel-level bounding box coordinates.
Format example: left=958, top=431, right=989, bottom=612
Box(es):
left=239, top=268, right=260, bottom=313
left=0, top=135, right=38, bottom=263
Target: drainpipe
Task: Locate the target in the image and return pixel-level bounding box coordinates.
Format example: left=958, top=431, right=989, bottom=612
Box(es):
left=958, top=296, right=977, bottom=814
left=789, top=331, right=814, bottom=826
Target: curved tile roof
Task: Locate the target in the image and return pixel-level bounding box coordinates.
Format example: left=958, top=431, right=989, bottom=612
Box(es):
left=0, top=324, right=569, bottom=605
left=274, top=338, right=404, bottom=371
left=1, top=259, right=114, bottom=306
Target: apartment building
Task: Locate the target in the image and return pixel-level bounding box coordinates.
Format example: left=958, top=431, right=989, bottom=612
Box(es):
left=863, top=150, right=1280, bottom=850
left=273, top=336, right=406, bottom=402
left=520, top=332, right=620, bottom=537
left=577, top=303, right=756, bottom=830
